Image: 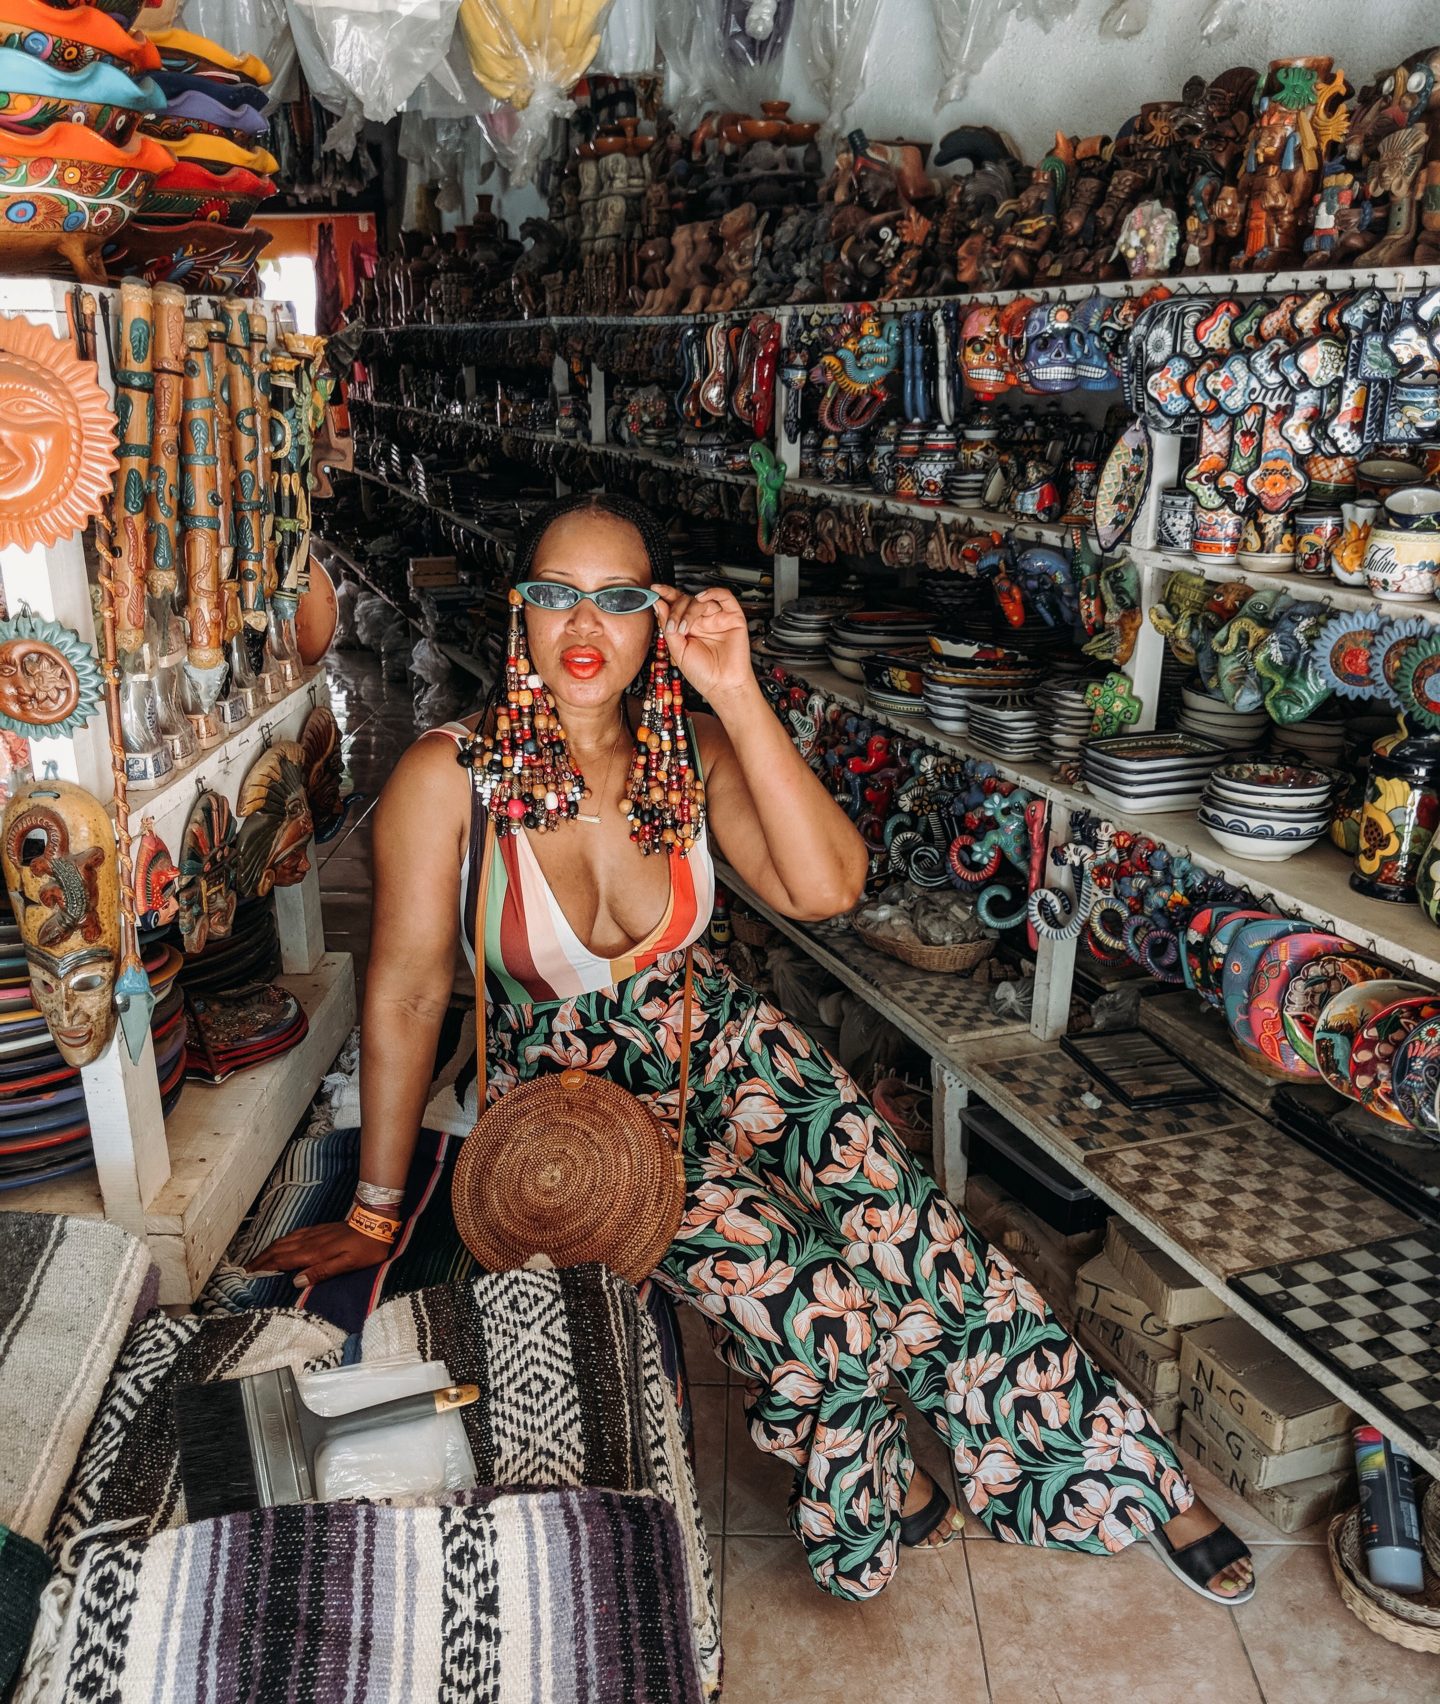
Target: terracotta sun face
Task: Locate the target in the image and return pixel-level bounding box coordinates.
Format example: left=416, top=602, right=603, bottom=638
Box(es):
left=0, top=316, right=118, bottom=552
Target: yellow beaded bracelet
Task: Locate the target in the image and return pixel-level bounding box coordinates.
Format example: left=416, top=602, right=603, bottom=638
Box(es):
left=347, top=1202, right=401, bottom=1244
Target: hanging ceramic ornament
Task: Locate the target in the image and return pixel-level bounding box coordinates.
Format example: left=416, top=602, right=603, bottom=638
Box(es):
left=134, top=818, right=180, bottom=933
left=1315, top=611, right=1388, bottom=700
left=0, top=315, right=119, bottom=553
left=0, top=612, right=103, bottom=741
left=1093, top=419, right=1151, bottom=551
left=0, top=779, right=119, bottom=1067
left=233, top=740, right=314, bottom=900
left=1378, top=617, right=1432, bottom=710
left=1395, top=632, right=1440, bottom=730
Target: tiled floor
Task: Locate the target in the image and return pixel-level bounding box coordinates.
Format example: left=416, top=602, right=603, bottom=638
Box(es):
left=319, top=647, right=1435, bottom=1704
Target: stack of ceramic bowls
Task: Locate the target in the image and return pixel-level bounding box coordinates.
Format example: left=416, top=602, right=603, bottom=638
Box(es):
left=1035, top=680, right=1094, bottom=766
left=920, top=640, right=1043, bottom=735
left=826, top=610, right=931, bottom=680
left=761, top=597, right=856, bottom=669
left=113, top=22, right=276, bottom=289
left=1272, top=713, right=1347, bottom=767
left=862, top=649, right=929, bottom=715
left=1175, top=681, right=1268, bottom=751
left=1082, top=733, right=1225, bottom=814
left=1197, top=760, right=1336, bottom=862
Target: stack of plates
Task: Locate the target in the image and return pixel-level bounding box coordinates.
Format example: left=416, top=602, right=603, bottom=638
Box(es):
left=185, top=984, right=308, bottom=1085
left=1036, top=681, right=1095, bottom=764
left=922, top=640, right=1045, bottom=736
left=760, top=597, right=857, bottom=668
left=861, top=648, right=930, bottom=714
left=827, top=610, right=931, bottom=680
left=969, top=701, right=1044, bottom=759
left=1082, top=732, right=1226, bottom=814
left=1272, top=714, right=1347, bottom=767
left=1175, top=682, right=1268, bottom=751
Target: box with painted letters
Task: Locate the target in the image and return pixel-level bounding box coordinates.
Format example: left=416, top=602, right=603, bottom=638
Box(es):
left=1179, top=1317, right=1353, bottom=1454
left=1074, top=1304, right=1182, bottom=1401
left=1074, top=1253, right=1183, bottom=1352
left=1177, top=1418, right=1351, bottom=1535
left=1182, top=1378, right=1352, bottom=1489
left=1102, top=1220, right=1228, bottom=1330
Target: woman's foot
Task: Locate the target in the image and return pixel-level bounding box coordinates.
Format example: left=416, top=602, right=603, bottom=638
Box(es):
left=900, top=1468, right=964, bottom=1550
left=1157, top=1500, right=1254, bottom=1599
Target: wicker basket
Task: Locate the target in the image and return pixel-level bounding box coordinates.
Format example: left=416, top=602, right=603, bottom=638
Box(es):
left=730, top=909, right=776, bottom=949
left=1326, top=1507, right=1440, bottom=1654
left=851, top=917, right=996, bottom=974
left=1424, top=1480, right=1440, bottom=1578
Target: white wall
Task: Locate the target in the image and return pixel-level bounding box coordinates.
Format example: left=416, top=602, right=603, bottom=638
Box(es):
left=479, top=0, right=1440, bottom=232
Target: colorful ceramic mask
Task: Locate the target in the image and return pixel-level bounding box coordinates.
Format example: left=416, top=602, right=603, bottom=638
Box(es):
left=1022, top=301, right=1080, bottom=393
left=0, top=778, right=118, bottom=1065
left=0, top=315, right=118, bottom=552
left=134, top=818, right=180, bottom=932
left=960, top=304, right=1011, bottom=399
left=233, top=740, right=313, bottom=900
left=0, top=611, right=103, bottom=740
left=177, top=789, right=237, bottom=954
left=1071, top=295, right=1119, bottom=392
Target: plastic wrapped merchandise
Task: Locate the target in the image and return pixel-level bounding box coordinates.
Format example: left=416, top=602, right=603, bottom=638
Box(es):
left=289, top=0, right=462, bottom=131
left=299, top=1357, right=478, bottom=1501
left=593, top=0, right=656, bottom=74
left=1098, top=0, right=1151, bottom=39
left=415, top=678, right=469, bottom=728
left=353, top=591, right=391, bottom=654
left=929, top=0, right=1012, bottom=110
left=334, top=579, right=361, bottom=648
left=801, top=0, right=883, bottom=135
left=380, top=614, right=413, bottom=682
left=655, top=4, right=719, bottom=127
left=187, top=0, right=298, bottom=104
left=1196, top=0, right=1243, bottom=46
left=458, top=0, right=619, bottom=185
left=699, top=0, right=797, bottom=110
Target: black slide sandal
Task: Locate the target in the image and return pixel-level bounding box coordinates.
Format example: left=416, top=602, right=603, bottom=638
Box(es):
left=1144, top=1521, right=1255, bottom=1605
left=899, top=1475, right=962, bottom=1550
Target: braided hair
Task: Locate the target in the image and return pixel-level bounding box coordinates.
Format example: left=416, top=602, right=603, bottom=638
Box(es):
left=512, top=490, right=674, bottom=584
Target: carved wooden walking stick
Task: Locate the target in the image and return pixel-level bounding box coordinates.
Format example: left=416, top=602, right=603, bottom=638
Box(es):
left=180, top=320, right=226, bottom=714
left=146, top=282, right=184, bottom=616
left=220, top=297, right=266, bottom=631
left=249, top=301, right=278, bottom=606
left=111, top=280, right=154, bottom=658
left=265, top=350, right=302, bottom=617
left=72, top=288, right=155, bottom=1062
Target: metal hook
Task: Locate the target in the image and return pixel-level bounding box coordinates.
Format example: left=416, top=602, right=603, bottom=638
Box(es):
left=260, top=722, right=274, bottom=751
left=40, top=759, right=58, bottom=781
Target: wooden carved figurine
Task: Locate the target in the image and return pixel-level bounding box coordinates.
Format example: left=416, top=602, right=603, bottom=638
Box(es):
left=110, top=282, right=154, bottom=655
left=220, top=299, right=266, bottom=631
left=1, top=778, right=119, bottom=1065
left=146, top=282, right=185, bottom=612
left=233, top=740, right=314, bottom=899
left=301, top=704, right=347, bottom=842
left=1238, top=59, right=1333, bottom=270
left=180, top=320, right=226, bottom=715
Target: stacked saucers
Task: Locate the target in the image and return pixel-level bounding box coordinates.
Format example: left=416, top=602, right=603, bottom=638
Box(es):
left=1271, top=713, right=1347, bottom=767
left=921, top=640, right=1043, bottom=734
left=1036, top=680, right=1094, bottom=765
left=761, top=597, right=857, bottom=668
left=1082, top=733, right=1226, bottom=814
left=1197, top=759, right=1336, bottom=862
left=968, top=700, right=1044, bottom=759
left=827, top=610, right=931, bottom=680
left=1175, top=681, right=1268, bottom=751
left=862, top=648, right=930, bottom=715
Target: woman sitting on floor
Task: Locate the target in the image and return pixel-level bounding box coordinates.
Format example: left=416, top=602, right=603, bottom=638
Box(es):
left=254, top=492, right=1254, bottom=1606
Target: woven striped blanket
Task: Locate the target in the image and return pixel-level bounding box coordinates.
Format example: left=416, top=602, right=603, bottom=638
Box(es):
left=0, top=1214, right=157, bottom=1545
left=48, top=1491, right=703, bottom=1704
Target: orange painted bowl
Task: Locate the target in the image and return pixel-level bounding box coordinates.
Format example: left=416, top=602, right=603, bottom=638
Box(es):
left=104, top=217, right=268, bottom=290
left=158, top=134, right=279, bottom=177
left=0, top=50, right=165, bottom=144
left=146, top=29, right=271, bottom=86
left=0, top=0, right=160, bottom=75
left=0, top=122, right=172, bottom=237
left=139, top=159, right=275, bottom=225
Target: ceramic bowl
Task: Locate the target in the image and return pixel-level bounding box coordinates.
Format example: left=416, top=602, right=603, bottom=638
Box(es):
left=1357, top=458, right=1425, bottom=498
left=1207, top=760, right=1336, bottom=810
left=138, top=159, right=275, bottom=226
left=1383, top=485, right=1440, bottom=531
left=861, top=653, right=927, bottom=698
left=1198, top=795, right=1329, bottom=832
left=1, top=0, right=162, bottom=75
left=103, top=217, right=267, bottom=290
left=0, top=49, right=165, bottom=144
left=1363, top=524, right=1440, bottom=601
left=1236, top=550, right=1295, bottom=575
left=1197, top=810, right=1328, bottom=862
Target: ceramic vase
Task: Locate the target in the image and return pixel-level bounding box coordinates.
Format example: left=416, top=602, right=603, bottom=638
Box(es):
left=1351, top=726, right=1440, bottom=903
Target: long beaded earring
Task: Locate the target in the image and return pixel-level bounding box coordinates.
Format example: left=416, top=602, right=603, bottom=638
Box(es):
left=623, top=631, right=706, bottom=855
left=467, top=589, right=584, bottom=833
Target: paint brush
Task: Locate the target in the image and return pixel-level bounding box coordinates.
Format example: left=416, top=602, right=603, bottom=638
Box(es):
left=174, top=1366, right=479, bottom=1521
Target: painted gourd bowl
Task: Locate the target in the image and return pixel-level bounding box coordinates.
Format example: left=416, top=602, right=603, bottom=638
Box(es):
left=0, top=122, right=172, bottom=280
left=103, top=217, right=268, bottom=291
left=161, top=134, right=278, bottom=177
left=147, top=29, right=271, bottom=88
left=0, top=48, right=165, bottom=145
left=0, top=0, right=160, bottom=76
left=139, top=159, right=274, bottom=226
left=145, top=87, right=268, bottom=145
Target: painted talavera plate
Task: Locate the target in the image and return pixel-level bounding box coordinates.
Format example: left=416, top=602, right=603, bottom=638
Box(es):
left=1220, top=918, right=1311, bottom=1058
left=1280, top=952, right=1390, bottom=1071
left=1201, top=908, right=1272, bottom=1009
left=1246, top=929, right=1364, bottom=1078
left=1395, top=632, right=1440, bottom=730
left=1350, top=994, right=1440, bottom=1125
left=1313, top=978, right=1430, bottom=1102
left=1093, top=418, right=1151, bottom=551
left=1389, top=1014, right=1440, bottom=1135
left=1315, top=611, right=1387, bottom=699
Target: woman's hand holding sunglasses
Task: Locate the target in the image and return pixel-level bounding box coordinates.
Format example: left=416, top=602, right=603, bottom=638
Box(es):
left=653, top=585, right=754, bottom=705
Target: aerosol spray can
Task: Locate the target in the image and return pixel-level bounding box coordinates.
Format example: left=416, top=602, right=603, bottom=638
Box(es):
left=1353, top=1426, right=1424, bottom=1593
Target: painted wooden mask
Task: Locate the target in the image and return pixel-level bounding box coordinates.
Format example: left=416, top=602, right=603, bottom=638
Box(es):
left=300, top=705, right=346, bottom=841
left=0, top=778, right=118, bottom=1065
left=177, top=789, right=237, bottom=954
left=234, top=740, right=313, bottom=900
left=135, top=819, right=181, bottom=933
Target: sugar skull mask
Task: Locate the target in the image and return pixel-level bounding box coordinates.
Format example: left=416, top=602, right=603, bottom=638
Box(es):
left=961, top=305, right=1012, bottom=399
left=1022, top=301, right=1081, bottom=393
left=177, top=790, right=237, bottom=954
left=0, top=778, right=118, bottom=1065
left=234, top=741, right=314, bottom=900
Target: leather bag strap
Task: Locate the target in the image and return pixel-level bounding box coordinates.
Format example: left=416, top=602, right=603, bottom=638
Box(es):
left=471, top=800, right=695, bottom=1147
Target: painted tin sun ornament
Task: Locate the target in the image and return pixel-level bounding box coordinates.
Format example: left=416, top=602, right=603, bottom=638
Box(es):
left=0, top=314, right=119, bottom=552
left=0, top=610, right=104, bottom=740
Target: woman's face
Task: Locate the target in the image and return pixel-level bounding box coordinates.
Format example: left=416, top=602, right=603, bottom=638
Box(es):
left=523, top=512, right=656, bottom=712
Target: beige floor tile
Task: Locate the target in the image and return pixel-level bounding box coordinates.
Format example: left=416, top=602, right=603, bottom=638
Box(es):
left=677, top=1297, right=728, bottom=1385
left=967, top=1542, right=1261, bottom=1704
left=725, top=1388, right=794, bottom=1537
left=690, top=1381, right=727, bottom=1538
left=1175, top=1445, right=1331, bottom=1547
left=721, top=1534, right=987, bottom=1704
left=1234, top=1542, right=1440, bottom=1702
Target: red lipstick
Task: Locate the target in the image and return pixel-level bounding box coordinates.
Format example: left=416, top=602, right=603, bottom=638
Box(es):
left=561, top=646, right=604, bottom=679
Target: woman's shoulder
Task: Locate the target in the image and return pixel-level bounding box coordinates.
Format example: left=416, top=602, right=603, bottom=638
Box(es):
left=382, top=718, right=481, bottom=809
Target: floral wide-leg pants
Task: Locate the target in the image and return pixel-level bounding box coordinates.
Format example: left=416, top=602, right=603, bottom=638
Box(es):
left=488, top=948, right=1193, bottom=1601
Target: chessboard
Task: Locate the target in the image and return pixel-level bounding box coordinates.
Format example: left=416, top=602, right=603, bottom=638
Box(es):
left=1233, top=1232, right=1440, bottom=1449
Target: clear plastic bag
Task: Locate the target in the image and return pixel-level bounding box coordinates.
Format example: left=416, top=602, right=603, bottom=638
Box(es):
left=299, top=1355, right=478, bottom=1501
left=1197, top=0, right=1243, bottom=46
left=801, top=0, right=883, bottom=136
left=1098, top=0, right=1151, bottom=39
left=187, top=0, right=298, bottom=104
left=929, top=0, right=1012, bottom=111
left=289, top=0, right=462, bottom=126
left=593, top=0, right=656, bottom=74
left=655, top=4, right=719, bottom=128
left=699, top=0, right=797, bottom=110
left=457, top=0, right=619, bottom=185
left=334, top=579, right=360, bottom=648
left=353, top=592, right=391, bottom=652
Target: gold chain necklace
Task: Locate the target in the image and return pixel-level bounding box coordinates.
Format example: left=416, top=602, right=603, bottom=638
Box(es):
left=575, top=717, right=628, bottom=824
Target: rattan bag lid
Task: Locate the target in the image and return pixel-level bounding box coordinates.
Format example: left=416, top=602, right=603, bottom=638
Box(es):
left=451, top=1067, right=686, bottom=1284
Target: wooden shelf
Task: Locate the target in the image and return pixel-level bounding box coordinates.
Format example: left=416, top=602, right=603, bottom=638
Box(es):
left=1131, top=544, right=1440, bottom=626
left=0, top=953, right=356, bottom=1303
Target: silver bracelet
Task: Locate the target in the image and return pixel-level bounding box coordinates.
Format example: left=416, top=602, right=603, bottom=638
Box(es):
left=355, top=1180, right=405, bottom=1209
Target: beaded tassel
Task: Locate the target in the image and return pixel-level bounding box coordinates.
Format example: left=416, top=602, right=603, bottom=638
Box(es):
left=622, top=632, right=706, bottom=856
left=467, top=589, right=584, bottom=834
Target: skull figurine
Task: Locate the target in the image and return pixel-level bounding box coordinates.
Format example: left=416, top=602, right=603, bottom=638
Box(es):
left=1022, top=300, right=1082, bottom=393
left=1072, top=294, right=1120, bottom=391
left=960, top=304, right=1013, bottom=400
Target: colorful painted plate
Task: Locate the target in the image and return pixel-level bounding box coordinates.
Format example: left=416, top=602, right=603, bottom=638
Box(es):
left=1350, top=994, right=1440, bottom=1125
left=1395, top=632, right=1440, bottom=730
left=1094, top=419, right=1152, bottom=551
left=0, top=1153, right=94, bottom=1193
left=1284, top=953, right=1393, bottom=1071
left=1390, top=1015, right=1440, bottom=1135
left=1377, top=616, right=1432, bottom=710
left=1221, top=919, right=1311, bottom=1056
left=1246, top=929, right=1363, bottom=1078
left=1315, top=611, right=1387, bottom=699
left=1313, top=978, right=1430, bottom=1101
left=1182, top=903, right=1243, bottom=996
left=1201, top=909, right=1272, bottom=1008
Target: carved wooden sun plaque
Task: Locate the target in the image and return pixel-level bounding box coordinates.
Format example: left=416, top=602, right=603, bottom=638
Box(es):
left=0, top=315, right=119, bottom=552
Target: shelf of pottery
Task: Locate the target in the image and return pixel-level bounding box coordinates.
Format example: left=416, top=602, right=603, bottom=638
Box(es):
left=0, top=276, right=356, bottom=1303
